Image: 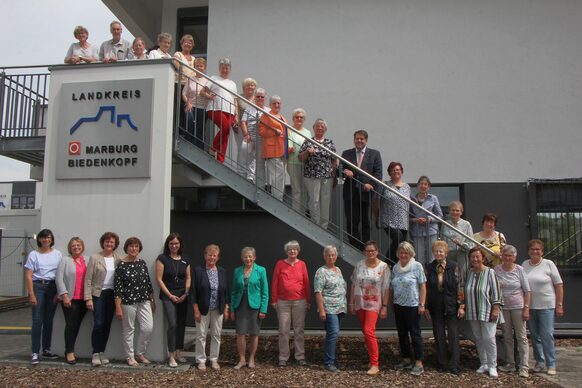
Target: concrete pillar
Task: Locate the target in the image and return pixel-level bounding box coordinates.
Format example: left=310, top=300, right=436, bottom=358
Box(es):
left=41, top=60, right=175, bottom=362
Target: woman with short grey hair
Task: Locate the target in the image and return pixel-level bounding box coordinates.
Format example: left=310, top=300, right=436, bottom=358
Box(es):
left=494, top=245, right=531, bottom=378
left=314, top=245, right=346, bottom=372
left=287, top=108, right=312, bottom=212
left=299, top=118, right=338, bottom=229
left=64, top=25, right=99, bottom=64
left=205, top=58, right=239, bottom=163
left=271, top=240, right=310, bottom=366
left=148, top=33, right=173, bottom=59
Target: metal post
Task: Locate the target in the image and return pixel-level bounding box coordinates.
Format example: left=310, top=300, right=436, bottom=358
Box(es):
left=0, top=71, right=6, bottom=136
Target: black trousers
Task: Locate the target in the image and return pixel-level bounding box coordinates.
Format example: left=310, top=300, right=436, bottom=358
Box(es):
left=161, top=297, right=188, bottom=352
left=385, top=227, right=408, bottom=262
left=394, top=304, right=424, bottom=360
left=62, top=299, right=87, bottom=353
left=344, top=196, right=371, bottom=250
left=429, top=298, right=460, bottom=369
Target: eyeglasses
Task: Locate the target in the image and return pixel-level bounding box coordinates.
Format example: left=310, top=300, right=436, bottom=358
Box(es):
left=364, top=249, right=377, bottom=253
left=255, top=95, right=265, bottom=99
left=294, top=116, right=305, bottom=120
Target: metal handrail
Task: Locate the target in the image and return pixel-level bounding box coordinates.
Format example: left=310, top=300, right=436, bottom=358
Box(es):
left=174, top=59, right=497, bottom=258
left=545, top=228, right=582, bottom=258
left=2, top=76, right=49, bottom=102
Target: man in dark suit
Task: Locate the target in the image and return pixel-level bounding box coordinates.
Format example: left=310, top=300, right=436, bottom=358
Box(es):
left=341, top=130, right=383, bottom=249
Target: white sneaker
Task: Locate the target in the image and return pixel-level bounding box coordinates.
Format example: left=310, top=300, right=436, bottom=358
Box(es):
left=92, top=353, right=102, bottom=367
left=476, top=365, right=489, bottom=374
left=99, top=353, right=109, bottom=365
left=489, top=368, right=498, bottom=378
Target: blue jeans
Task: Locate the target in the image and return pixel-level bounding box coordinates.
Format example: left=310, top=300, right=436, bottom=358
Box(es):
left=31, top=281, right=58, bottom=354
left=323, top=313, right=343, bottom=365
left=528, top=308, right=556, bottom=368
left=91, top=289, right=115, bottom=353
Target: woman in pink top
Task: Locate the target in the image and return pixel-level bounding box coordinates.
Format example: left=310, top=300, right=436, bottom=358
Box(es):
left=271, top=240, right=311, bottom=367
left=55, top=237, right=88, bottom=364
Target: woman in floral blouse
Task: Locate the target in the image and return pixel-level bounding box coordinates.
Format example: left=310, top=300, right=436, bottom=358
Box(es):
left=114, top=237, right=156, bottom=367
left=379, top=161, right=410, bottom=262
left=314, top=245, right=347, bottom=373
left=391, top=241, right=427, bottom=376
left=299, top=118, right=337, bottom=229
left=349, top=240, right=390, bottom=375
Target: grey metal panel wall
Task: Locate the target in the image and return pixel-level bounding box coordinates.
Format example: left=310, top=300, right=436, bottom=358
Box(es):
left=171, top=210, right=398, bottom=330
left=463, top=183, right=530, bottom=259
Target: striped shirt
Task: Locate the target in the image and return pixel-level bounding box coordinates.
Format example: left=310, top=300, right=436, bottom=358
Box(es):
left=465, top=267, right=502, bottom=322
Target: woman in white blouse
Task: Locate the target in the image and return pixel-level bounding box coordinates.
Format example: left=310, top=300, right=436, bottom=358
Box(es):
left=148, top=32, right=173, bottom=59
left=523, top=239, right=564, bottom=376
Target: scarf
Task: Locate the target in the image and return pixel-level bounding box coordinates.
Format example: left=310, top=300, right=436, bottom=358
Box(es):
left=394, top=258, right=416, bottom=274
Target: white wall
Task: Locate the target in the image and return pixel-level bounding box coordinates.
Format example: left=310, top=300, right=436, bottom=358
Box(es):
left=198, top=0, right=582, bottom=183
left=41, top=61, right=175, bottom=361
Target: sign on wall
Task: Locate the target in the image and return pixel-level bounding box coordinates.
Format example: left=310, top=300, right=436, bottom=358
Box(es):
left=56, top=79, right=153, bottom=179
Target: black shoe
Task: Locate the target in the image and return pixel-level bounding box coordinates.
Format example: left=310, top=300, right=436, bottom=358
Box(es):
left=66, top=359, right=77, bottom=365
left=42, top=350, right=59, bottom=359
left=448, top=367, right=461, bottom=375
left=436, top=366, right=447, bottom=372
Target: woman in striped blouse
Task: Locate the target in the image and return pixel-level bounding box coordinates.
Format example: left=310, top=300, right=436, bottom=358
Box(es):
left=464, top=246, right=502, bottom=378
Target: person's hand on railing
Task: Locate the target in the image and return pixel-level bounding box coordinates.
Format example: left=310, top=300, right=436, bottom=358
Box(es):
left=363, top=183, right=374, bottom=192
left=343, top=168, right=354, bottom=178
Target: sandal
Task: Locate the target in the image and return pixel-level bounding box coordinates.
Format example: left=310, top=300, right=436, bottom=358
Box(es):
left=127, top=357, right=139, bottom=367
left=136, top=354, right=151, bottom=364
left=234, top=361, right=246, bottom=370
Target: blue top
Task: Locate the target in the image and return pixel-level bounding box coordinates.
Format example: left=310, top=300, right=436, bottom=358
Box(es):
left=391, top=261, right=426, bottom=307
left=24, top=249, right=63, bottom=280
left=409, top=193, right=442, bottom=237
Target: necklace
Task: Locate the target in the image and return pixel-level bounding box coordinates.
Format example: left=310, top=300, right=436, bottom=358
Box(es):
left=172, top=256, right=181, bottom=282
left=529, top=258, right=543, bottom=267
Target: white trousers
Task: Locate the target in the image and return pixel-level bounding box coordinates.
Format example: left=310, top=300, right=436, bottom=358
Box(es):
left=304, top=177, right=333, bottom=229
left=265, top=158, right=286, bottom=201
left=237, top=139, right=256, bottom=180
left=195, top=309, right=224, bottom=363
left=470, top=320, right=498, bottom=369
left=121, top=301, right=153, bottom=359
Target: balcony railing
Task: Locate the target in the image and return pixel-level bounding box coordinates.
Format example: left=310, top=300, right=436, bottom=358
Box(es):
left=0, top=66, right=50, bottom=138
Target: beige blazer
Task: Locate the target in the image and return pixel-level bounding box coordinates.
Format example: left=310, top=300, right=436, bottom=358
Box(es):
left=84, top=251, right=122, bottom=300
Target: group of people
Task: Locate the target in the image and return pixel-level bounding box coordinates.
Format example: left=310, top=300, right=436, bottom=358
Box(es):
left=59, top=22, right=565, bottom=378
left=64, top=21, right=182, bottom=64
left=25, top=227, right=564, bottom=379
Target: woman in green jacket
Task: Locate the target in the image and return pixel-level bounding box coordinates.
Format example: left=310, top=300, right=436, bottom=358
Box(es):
left=231, top=247, right=269, bottom=369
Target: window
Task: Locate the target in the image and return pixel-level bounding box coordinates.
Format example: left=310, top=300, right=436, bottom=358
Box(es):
left=529, top=179, right=582, bottom=267
left=176, top=7, right=208, bottom=58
